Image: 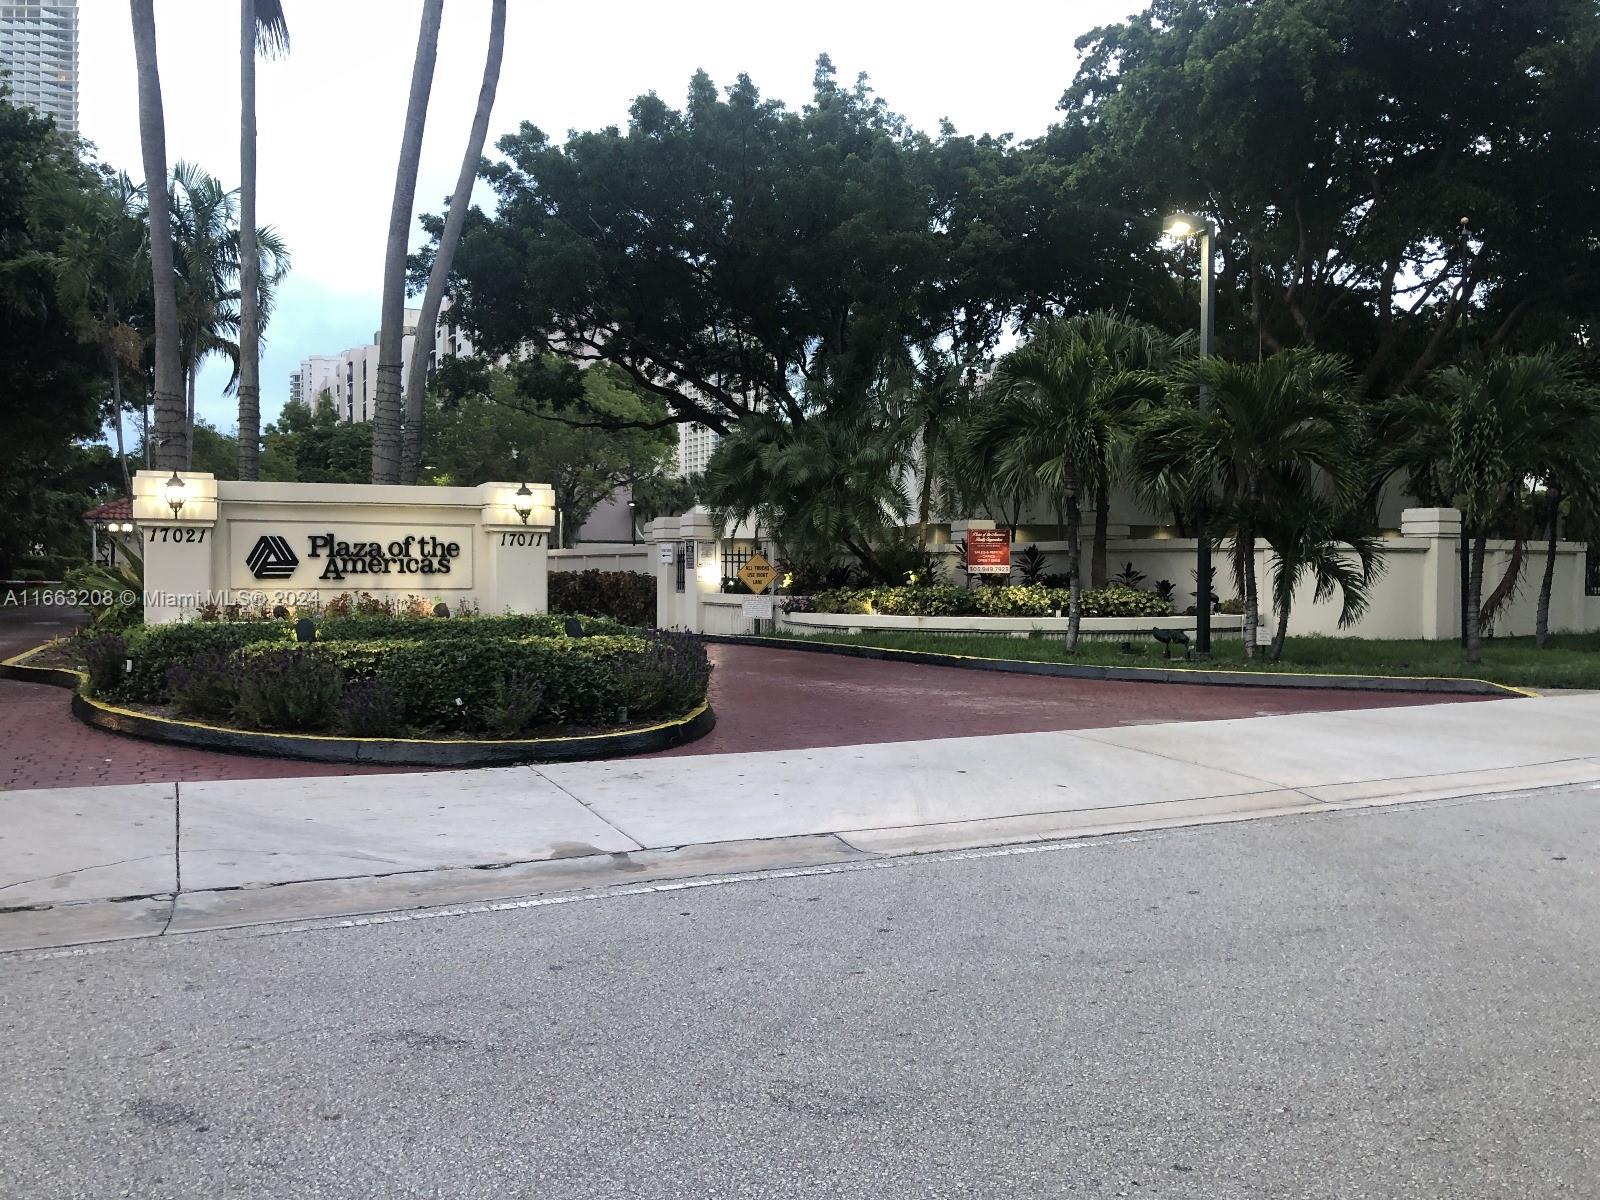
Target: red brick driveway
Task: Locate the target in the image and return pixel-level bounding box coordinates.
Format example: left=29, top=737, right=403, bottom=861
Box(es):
left=0, top=608, right=1493, bottom=791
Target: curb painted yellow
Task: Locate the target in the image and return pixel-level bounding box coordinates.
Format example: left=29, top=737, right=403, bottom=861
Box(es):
left=747, top=634, right=1535, bottom=699
left=3, top=641, right=710, bottom=749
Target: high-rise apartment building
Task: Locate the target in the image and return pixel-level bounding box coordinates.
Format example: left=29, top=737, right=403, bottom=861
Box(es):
left=296, top=304, right=474, bottom=424
left=0, top=2, right=78, bottom=138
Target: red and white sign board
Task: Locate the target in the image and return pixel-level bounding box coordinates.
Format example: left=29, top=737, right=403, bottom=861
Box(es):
left=966, top=529, right=1012, bottom=575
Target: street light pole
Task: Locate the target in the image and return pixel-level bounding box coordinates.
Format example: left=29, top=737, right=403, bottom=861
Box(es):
left=1165, top=212, right=1216, bottom=655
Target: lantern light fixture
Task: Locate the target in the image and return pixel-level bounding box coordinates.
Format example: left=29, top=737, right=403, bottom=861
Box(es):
left=512, top=482, right=533, bottom=525
left=164, top=472, right=186, bottom=518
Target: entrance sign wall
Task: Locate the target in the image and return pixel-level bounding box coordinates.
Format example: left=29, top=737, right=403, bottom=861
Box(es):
left=132, top=472, right=555, bottom=625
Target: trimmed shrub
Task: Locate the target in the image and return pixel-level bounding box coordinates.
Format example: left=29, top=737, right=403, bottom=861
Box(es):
left=164, top=650, right=242, bottom=720
left=317, top=611, right=627, bottom=643
left=548, top=569, right=655, bottom=627
left=804, top=583, right=1172, bottom=619
left=612, top=631, right=713, bottom=719
left=476, top=671, right=547, bottom=739
left=82, top=634, right=127, bottom=696
left=364, top=638, right=623, bottom=732
left=123, top=621, right=291, bottom=700
left=1080, top=585, right=1173, bottom=618
left=234, top=649, right=344, bottom=731
left=336, top=679, right=405, bottom=738
left=972, top=586, right=1055, bottom=617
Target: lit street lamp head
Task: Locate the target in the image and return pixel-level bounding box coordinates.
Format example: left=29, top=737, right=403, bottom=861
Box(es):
left=164, top=472, right=186, bottom=518
left=1164, top=211, right=1210, bottom=240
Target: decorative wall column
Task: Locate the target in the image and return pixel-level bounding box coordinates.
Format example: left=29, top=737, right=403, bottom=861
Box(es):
left=133, top=471, right=220, bottom=623
left=1401, top=507, right=1464, bottom=640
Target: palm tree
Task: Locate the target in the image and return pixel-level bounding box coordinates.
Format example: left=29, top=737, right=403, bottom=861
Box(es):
left=372, top=0, right=445, bottom=485
left=237, top=0, right=289, bottom=481
left=1050, top=312, right=1189, bottom=585
left=35, top=173, right=150, bottom=495
left=401, top=0, right=506, bottom=485
left=969, top=323, right=1164, bottom=648
left=164, top=163, right=289, bottom=467
left=1260, top=495, right=1385, bottom=661
left=703, top=408, right=914, bottom=579
left=1131, top=350, right=1365, bottom=658
left=1525, top=371, right=1600, bottom=648
left=129, top=0, right=183, bottom=471
left=1390, top=352, right=1585, bottom=661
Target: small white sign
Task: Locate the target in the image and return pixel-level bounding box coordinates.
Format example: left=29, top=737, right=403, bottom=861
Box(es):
left=741, top=596, right=775, bottom=619
left=658, top=543, right=675, bottom=564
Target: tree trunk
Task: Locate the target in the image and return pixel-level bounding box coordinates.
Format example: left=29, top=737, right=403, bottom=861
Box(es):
left=1240, top=528, right=1259, bottom=660
left=236, top=0, right=261, bottom=480
left=1063, top=487, right=1082, bottom=650
left=401, top=0, right=505, bottom=484
left=185, top=363, right=196, bottom=468
left=1536, top=486, right=1561, bottom=649
left=1091, top=491, right=1109, bottom=588
left=109, top=354, right=131, bottom=497
left=1466, top=530, right=1487, bottom=663
left=1269, top=596, right=1289, bottom=662
left=372, top=0, right=444, bottom=485
left=130, top=0, right=184, bottom=472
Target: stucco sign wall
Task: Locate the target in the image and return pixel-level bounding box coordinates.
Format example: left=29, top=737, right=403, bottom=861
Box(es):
left=132, top=472, right=554, bottom=624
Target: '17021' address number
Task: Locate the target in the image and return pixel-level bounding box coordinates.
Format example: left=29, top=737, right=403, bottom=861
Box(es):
left=148, top=527, right=208, bottom=543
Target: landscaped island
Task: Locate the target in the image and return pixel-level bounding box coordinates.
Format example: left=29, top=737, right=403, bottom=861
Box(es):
left=51, top=609, right=711, bottom=750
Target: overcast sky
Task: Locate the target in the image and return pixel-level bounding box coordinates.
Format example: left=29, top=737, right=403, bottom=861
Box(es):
left=80, top=0, right=1143, bottom=432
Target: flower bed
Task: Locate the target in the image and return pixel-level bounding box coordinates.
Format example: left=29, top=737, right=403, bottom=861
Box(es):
left=797, top=583, right=1173, bottom=619
left=79, top=611, right=711, bottom=741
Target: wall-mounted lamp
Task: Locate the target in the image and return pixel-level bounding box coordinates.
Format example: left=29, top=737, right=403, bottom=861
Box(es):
left=164, top=472, right=186, bottom=518
left=512, top=482, right=533, bottom=525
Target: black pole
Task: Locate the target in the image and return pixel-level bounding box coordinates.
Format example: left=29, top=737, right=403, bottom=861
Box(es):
left=1195, top=224, right=1215, bottom=655
left=1457, top=217, right=1470, bottom=647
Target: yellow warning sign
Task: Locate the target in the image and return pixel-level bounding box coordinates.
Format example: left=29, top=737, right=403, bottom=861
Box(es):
left=737, top=553, right=777, bottom=594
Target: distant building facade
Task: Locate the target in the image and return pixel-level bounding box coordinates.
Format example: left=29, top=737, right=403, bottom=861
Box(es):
left=0, top=1, right=78, bottom=137
left=676, top=423, right=720, bottom=477
left=294, top=302, right=473, bottom=424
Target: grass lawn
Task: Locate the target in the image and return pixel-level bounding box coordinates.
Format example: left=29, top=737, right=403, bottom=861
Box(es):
left=765, top=628, right=1600, bottom=691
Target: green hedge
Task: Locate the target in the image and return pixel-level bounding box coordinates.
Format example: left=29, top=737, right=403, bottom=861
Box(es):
left=803, top=583, right=1171, bottom=619
left=122, top=620, right=294, bottom=700
left=548, top=569, right=656, bottom=627
left=317, top=612, right=628, bottom=642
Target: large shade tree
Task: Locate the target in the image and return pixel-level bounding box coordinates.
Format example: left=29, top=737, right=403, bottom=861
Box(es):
left=434, top=58, right=1014, bottom=437
left=1059, top=0, right=1600, bottom=391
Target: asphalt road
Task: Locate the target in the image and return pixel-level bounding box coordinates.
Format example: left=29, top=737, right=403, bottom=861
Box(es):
left=3, top=786, right=1598, bottom=1199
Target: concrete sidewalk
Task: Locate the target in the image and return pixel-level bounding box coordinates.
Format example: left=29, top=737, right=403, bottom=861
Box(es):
left=5, top=692, right=1600, bottom=951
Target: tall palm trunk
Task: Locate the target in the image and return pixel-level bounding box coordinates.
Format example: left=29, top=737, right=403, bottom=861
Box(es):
left=1269, top=599, right=1289, bottom=662
left=1063, top=486, right=1083, bottom=649
left=185, top=363, right=196, bottom=468
left=237, top=0, right=261, bottom=479
left=372, top=0, right=444, bottom=484
left=401, top=0, right=505, bottom=484
left=108, top=350, right=131, bottom=496
left=1536, top=486, right=1561, bottom=649
left=130, top=0, right=184, bottom=472
left=1238, top=529, right=1259, bottom=659
left=1465, top=529, right=1487, bottom=663
left=1091, top=491, right=1109, bottom=587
